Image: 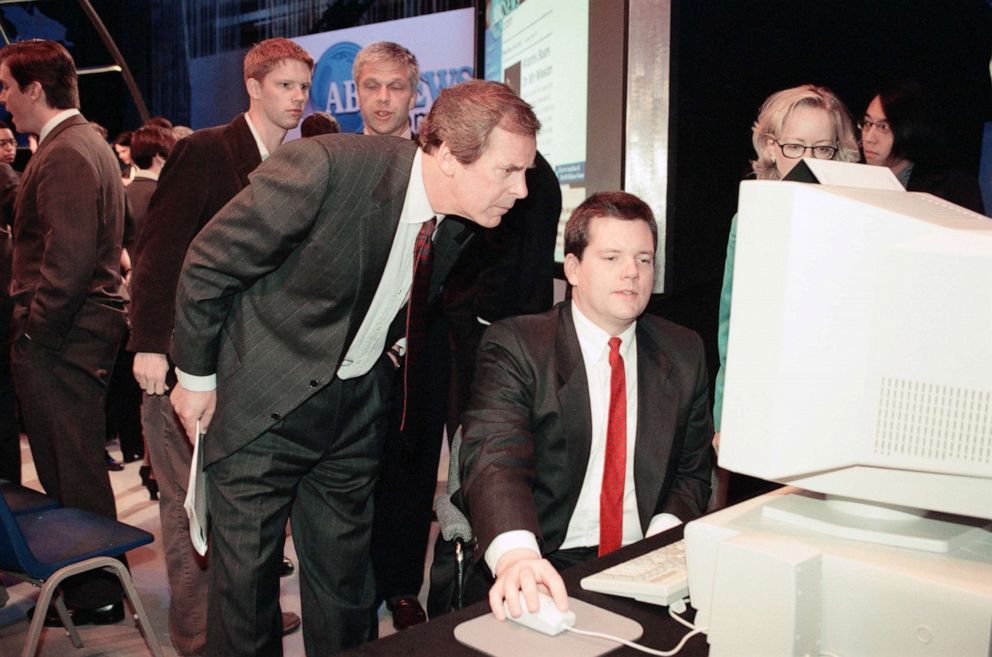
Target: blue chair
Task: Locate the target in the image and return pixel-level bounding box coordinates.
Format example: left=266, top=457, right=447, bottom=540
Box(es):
left=0, top=492, right=164, bottom=657
left=0, top=481, right=59, bottom=609
left=0, top=480, right=60, bottom=515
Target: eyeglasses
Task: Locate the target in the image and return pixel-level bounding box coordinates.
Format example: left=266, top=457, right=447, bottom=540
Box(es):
left=0, top=139, right=16, bottom=147
left=773, top=140, right=837, bottom=160
left=858, top=118, right=891, bottom=135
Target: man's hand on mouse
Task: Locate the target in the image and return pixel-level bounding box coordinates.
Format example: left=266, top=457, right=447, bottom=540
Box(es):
left=489, top=547, right=569, bottom=620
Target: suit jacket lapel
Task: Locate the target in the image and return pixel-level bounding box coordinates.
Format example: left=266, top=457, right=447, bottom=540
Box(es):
left=556, top=304, right=594, bottom=522
left=430, top=216, right=475, bottom=295
left=230, top=114, right=262, bottom=187
left=343, top=144, right=416, bottom=348
left=633, top=319, right=677, bottom=531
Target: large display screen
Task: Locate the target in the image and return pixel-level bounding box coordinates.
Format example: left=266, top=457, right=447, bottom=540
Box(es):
left=484, top=1, right=589, bottom=189
left=482, top=0, right=671, bottom=293
left=482, top=0, right=624, bottom=265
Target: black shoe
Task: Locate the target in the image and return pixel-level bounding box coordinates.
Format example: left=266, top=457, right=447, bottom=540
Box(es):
left=281, top=611, right=301, bottom=635
left=105, top=451, right=124, bottom=472
left=279, top=556, right=294, bottom=577
left=138, top=465, right=159, bottom=501
left=389, top=596, right=427, bottom=631
left=27, top=601, right=125, bottom=627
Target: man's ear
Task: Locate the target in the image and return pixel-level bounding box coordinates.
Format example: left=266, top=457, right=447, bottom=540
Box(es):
left=245, top=77, right=262, bottom=100
left=436, top=141, right=459, bottom=177
left=563, top=253, right=581, bottom=287
left=406, top=84, right=418, bottom=112
left=26, top=80, right=43, bottom=102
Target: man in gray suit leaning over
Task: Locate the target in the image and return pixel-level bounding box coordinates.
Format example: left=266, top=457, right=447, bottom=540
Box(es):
left=169, top=80, right=540, bottom=656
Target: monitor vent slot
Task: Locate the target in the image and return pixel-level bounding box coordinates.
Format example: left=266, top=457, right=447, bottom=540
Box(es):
left=874, top=378, right=991, bottom=464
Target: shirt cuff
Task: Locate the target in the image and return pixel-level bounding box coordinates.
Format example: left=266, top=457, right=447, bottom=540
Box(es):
left=645, top=513, right=682, bottom=538
left=484, top=530, right=541, bottom=576
left=176, top=367, right=217, bottom=391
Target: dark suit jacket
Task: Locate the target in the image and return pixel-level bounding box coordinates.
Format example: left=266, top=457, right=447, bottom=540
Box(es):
left=128, top=114, right=260, bottom=354
left=458, top=302, right=712, bottom=558
left=0, top=163, right=20, bottom=302
left=122, top=175, right=157, bottom=255
left=906, top=164, right=986, bottom=215
left=10, top=114, right=125, bottom=349
left=444, top=150, right=561, bottom=325
left=172, top=134, right=474, bottom=466
left=0, top=162, right=19, bottom=229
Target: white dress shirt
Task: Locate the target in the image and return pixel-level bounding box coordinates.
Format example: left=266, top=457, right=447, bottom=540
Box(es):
left=337, top=148, right=437, bottom=379
left=243, top=112, right=271, bottom=161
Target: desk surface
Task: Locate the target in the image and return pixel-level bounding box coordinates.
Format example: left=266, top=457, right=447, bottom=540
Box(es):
left=341, top=528, right=709, bottom=656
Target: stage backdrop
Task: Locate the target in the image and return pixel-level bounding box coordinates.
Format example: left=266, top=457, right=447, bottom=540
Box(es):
left=188, top=8, right=474, bottom=136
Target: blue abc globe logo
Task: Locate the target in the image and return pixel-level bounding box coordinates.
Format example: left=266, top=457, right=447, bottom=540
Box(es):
left=311, top=41, right=363, bottom=133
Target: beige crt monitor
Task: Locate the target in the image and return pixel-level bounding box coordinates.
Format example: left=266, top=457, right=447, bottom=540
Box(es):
left=685, top=179, right=992, bottom=657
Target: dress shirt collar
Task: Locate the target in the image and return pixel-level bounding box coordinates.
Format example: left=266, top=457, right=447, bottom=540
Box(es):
left=243, top=112, right=270, bottom=161
left=133, top=168, right=159, bottom=181
left=401, top=148, right=442, bottom=229
left=571, top=303, right=637, bottom=364
left=38, top=108, right=81, bottom=144
left=364, top=125, right=413, bottom=140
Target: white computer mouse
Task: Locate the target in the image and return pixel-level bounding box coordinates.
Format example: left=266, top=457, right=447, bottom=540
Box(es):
left=503, top=591, right=576, bottom=636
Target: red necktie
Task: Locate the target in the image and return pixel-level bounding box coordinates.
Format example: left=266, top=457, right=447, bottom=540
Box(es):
left=599, top=336, right=626, bottom=556
left=400, top=217, right=436, bottom=431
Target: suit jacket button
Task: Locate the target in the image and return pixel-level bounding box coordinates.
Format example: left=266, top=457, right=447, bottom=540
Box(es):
left=309, top=379, right=319, bottom=387
left=270, top=412, right=281, bottom=420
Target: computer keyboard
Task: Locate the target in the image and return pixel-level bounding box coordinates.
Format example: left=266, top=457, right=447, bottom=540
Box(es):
left=580, top=539, right=689, bottom=607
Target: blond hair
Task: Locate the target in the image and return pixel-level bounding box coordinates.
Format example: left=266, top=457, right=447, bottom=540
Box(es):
left=751, top=84, right=858, bottom=180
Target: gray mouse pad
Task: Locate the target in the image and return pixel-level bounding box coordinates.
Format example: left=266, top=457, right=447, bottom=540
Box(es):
left=453, top=596, right=644, bottom=657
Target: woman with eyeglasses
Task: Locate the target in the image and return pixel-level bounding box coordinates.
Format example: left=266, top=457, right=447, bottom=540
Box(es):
left=861, top=80, right=985, bottom=214
left=711, top=84, right=858, bottom=484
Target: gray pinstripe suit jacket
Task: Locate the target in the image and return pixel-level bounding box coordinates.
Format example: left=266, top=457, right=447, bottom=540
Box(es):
left=172, top=134, right=473, bottom=466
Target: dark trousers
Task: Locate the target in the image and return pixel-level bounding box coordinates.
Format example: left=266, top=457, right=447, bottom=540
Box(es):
left=205, top=356, right=393, bottom=657
left=12, top=325, right=123, bottom=608
left=0, top=358, right=19, bottom=484
left=371, top=314, right=449, bottom=605
left=0, top=296, right=19, bottom=484
left=105, top=339, right=143, bottom=459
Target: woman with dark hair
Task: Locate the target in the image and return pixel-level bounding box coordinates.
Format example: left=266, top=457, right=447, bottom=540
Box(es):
left=861, top=81, right=985, bottom=214
left=112, top=130, right=136, bottom=184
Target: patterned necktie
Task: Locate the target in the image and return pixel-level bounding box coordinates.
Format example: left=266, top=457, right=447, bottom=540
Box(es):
left=400, top=217, right=436, bottom=432
left=599, top=336, right=627, bottom=556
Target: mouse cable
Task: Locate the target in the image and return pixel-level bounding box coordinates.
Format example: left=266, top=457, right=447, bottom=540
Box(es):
left=564, top=599, right=708, bottom=656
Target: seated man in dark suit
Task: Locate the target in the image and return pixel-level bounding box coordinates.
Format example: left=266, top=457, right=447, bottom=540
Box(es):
left=457, top=191, right=713, bottom=619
